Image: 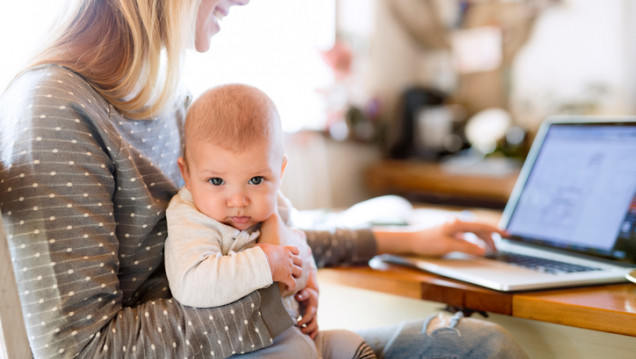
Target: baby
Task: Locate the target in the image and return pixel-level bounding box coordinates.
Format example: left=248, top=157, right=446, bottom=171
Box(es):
left=165, top=84, right=375, bottom=358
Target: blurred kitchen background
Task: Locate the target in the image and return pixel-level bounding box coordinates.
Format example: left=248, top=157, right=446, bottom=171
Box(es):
left=2, top=0, right=636, bottom=211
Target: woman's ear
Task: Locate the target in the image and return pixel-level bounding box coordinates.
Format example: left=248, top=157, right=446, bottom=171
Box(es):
left=177, top=157, right=191, bottom=190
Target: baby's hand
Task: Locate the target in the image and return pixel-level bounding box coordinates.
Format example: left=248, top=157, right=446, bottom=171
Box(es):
left=255, top=243, right=303, bottom=294
left=259, top=212, right=312, bottom=291
left=295, top=270, right=319, bottom=339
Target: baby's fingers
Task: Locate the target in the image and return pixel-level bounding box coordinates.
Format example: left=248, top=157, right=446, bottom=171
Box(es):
left=285, top=246, right=303, bottom=278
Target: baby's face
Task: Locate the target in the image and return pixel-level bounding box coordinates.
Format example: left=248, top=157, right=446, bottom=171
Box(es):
left=181, top=137, right=285, bottom=231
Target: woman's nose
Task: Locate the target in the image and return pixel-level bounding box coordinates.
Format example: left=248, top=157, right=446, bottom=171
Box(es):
left=230, top=0, right=251, bottom=6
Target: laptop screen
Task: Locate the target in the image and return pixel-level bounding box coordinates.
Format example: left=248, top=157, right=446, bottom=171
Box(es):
left=503, top=119, right=636, bottom=263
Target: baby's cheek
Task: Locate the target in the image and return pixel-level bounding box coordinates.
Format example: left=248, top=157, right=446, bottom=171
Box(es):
left=195, top=198, right=224, bottom=221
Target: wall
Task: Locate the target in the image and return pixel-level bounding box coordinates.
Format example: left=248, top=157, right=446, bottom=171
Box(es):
left=510, top=0, right=636, bottom=131
left=352, top=0, right=636, bottom=134
left=281, top=132, right=382, bottom=210
left=297, top=0, right=636, bottom=211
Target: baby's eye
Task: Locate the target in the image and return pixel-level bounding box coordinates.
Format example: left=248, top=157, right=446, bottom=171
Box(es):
left=208, top=177, right=224, bottom=186
left=249, top=176, right=264, bottom=185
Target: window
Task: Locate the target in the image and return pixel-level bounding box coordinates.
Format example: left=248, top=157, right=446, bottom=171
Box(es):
left=183, top=0, right=336, bottom=132
left=0, top=1, right=63, bottom=93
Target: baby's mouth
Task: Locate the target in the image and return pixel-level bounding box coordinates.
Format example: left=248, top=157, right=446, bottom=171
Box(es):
left=230, top=216, right=251, bottom=225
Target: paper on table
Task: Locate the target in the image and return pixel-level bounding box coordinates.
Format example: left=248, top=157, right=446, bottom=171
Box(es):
left=292, top=195, right=468, bottom=230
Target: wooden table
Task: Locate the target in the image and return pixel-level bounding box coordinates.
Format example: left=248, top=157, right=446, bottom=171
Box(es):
left=318, top=203, right=636, bottom=338
left=318, top=261, right=636, bottom=337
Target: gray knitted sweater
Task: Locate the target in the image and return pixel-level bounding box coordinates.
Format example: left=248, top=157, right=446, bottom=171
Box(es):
left=0, top=65, right=377, bottom=358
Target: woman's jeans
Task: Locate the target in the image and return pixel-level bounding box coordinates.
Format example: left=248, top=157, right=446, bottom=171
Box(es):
left=358, top=312, right=530, bottom=359
left=231, top=311, right=529, bottom=358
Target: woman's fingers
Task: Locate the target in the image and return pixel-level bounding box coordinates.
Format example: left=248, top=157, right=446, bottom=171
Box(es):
left=296, top=287, right=319, bottom=338
left=446, top=219, right=503, bottom=253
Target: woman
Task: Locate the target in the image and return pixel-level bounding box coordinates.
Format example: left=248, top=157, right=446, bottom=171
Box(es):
left=0, top=0, right=528, bottom=357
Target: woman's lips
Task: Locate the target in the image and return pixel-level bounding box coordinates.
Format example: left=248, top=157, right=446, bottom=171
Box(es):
left=213, top=8, right=227, bottom=21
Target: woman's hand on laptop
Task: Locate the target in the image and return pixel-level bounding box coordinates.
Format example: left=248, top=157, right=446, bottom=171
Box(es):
left=373, top=219, right=508, bottom=257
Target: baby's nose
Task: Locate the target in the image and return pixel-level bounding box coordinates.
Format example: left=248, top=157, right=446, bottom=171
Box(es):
left=227, top=191, right=248, bottom=207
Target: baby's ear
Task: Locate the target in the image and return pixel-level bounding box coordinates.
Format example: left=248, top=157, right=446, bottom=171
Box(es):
left=177, top=157, right=191, bottom=190
left=280, top=154, right=288, bottom=177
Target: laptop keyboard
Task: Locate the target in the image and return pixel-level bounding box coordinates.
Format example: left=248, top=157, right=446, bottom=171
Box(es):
left=493, top=251, right=602, bottom=274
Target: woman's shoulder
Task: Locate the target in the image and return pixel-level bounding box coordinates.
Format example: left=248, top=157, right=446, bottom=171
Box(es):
left=1, top=64, right=107, bottom=112
left=0, top=64, right=116, bottom=150
left=7, top=65, right=77, bottom=90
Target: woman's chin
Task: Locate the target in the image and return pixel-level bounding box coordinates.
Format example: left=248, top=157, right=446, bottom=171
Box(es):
left=195, top=29, right=220, bottom=52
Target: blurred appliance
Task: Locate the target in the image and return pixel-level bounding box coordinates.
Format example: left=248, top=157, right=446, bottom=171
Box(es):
left=388, top=87, right=466, bottom=160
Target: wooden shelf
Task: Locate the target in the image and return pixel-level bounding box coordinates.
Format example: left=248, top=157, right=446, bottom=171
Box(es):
left=365, top=160, right=519, bottom=208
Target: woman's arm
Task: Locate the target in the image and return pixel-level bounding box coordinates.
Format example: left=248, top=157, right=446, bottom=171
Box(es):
left=373, top=219, right=505, bottom=257
left=302, top=228, right=378, bottom=268
left=302, top=214, right=506, bottom=267
left=0, top=66, right=291, bottom=358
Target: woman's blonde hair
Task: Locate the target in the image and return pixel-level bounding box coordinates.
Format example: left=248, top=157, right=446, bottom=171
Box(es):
left=30, top=0, right=201, bottom=119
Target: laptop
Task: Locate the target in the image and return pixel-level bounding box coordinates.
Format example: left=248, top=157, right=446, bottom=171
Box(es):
left=378, top=116, right=636, bottom=291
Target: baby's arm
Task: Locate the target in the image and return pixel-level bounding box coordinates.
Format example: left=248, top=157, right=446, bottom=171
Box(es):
left=254, top=242, right=304, bottom=294
left=166, top=194, right=283, bottom=307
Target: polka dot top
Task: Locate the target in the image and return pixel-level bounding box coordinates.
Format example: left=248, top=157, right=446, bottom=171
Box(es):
left=0, top=65, right=377, bottom=358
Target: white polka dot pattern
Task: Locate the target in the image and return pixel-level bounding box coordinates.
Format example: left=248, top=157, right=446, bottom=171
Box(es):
left=0, top=65, right=377, bottom=358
